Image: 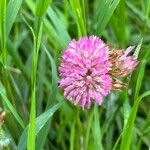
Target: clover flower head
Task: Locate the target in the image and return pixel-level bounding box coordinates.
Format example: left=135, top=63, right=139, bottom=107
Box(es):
left=59, top=36, right=112, bottom=108
left=109, top=46, right=139, bottom=90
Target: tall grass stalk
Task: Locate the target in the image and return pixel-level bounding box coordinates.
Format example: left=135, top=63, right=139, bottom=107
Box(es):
left=0, top=0, right=7, bottom=64
left=0, top=0, right=13, bottom=101
left=120, top=90, right=150, bottom=150
left=69, top=0, right=86, bottom=36
left=27, top=0, right=51, bottom=149
left=93, top=104, right=103, bottom=150
left=27, top=20, right=43, bottom=150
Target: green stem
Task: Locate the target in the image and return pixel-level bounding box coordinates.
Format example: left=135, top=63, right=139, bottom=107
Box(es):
left=85, top=110, right=94, bottom=150
left=94, top=104, right=103, bottom=150
left=141, top=0, right=150, bottom=36
left=0, top=0, right=14, bottom=103
left=27, top=17, right=43, bottom=150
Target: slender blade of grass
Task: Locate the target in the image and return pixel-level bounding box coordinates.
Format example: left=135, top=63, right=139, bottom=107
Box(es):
left=126, top=1, right=150, bottom=30
left=25, top=0, right=70, bottom=48
left=93, top=104, right=103, bottom=150
left=69, top=0, right=86, bottom=36
left=70, top=119, right=76, bottom=150
left=120, top=91, right=150, bottom=150
left=36, top=45, right=58, bottom=149
left=0, top=83, right=25, bottom=128
left=0, top=0, right=6, bottom=51
left=36, top=0, right=51, bottom=17
left=85, top=110, right=94, bottom=150
left=134, top=38, right=143, bottom=58
left=110, top=0, right=126, bottom=46
left=134, top=54, right=149, bottom=101
left=27, top=22, right=43, bottom=150
left=92, top=0, right=120, bottom=35
left=27, top=0, right=52, bottom=148
left=0, top=0, right=14, bottom=105
left=6, top=0, right=23, bottom=36
left=120, top=41, right=149, bottom=150
left=48, top=7, right=71, bottom=45
left=7, top=39, right=29, bottom=82
left=18, top=101, right=63, bottom=150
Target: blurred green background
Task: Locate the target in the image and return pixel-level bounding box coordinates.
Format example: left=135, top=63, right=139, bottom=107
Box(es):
left=0, top=0, right=150, bottom=150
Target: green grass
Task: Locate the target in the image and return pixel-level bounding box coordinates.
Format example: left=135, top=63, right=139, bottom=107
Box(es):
left=0, top=0, right=150, bottom=150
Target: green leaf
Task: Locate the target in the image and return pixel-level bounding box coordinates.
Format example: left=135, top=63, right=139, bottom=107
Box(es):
left=85, top=110, right=94, bottom=150
left=93, top=0, right=121, bottom=35
left=133, top=45, right=150, bottom=101
left=126, top=1, right=150, bottom=30
left=43, top=45, right=58, bottom=108
left=70, top=119, right=76, bottom=150
left=69, top=0, right=86, bottom=36
left=0, top=84, right=25, bottom=129
left=36, top=0, right=51, bottom=17
left=25, top=0, right=70, bottom=48
left=48, top=7, right=71, bottom=45
left=18, top=101, right=63, bottom=150
left=7, top=0, right=23, bottom=36
left=120, top=91, right=150, bottom=150
left=0, top=0, right=6, bottom=49
left=36, top=45, right=59, bottom=150
left=134, top=38, right=143, bottom=58
left=7, top=39, right=29, bottom=82
left=110, top=0, right=126, bottom=46
left=93, top=104, right=103, bottom=150
left=133, top=60, right=146, bottom=101
left=120, top=43, right=150, bottom=150
left=27, top=22, right=43, bottom=150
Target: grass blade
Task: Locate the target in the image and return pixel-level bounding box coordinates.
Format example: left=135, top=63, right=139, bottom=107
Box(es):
left=0, top=0, right=14, bottom=105
left=18, top=101, right=63, bottom=150
left=120, top=91, right=150, bottom=150
left=25, top=0, right=70, bottom=48
left=7, top=39, right=29, bottom=82
left=0, top=84, right=25, bottom=128
left=27, top=0, right=52, bottom=148
left=0, top=0, right=7, bottom=52
left=7, top=0, right=23, bottom=36
left=133, top=38, right=143, bottom=58
left=93, top=0, right=120, bottom=35
left=85, top=110, right=94, bottom=150
left=36, top=45, right=58, bottom=149
left=110, top=0, right=126, bottom=46
left=134, top=53, right=149, bottom=101
left=48, top=7, right=71, bottom=45
left=44, top=45, right=58, bottom=108
left=70, top=119, right=76, bottom=150
left=27, top=23, right=43, bottom=150
left=69, top=0, right=86, bottom=36
left=93, top=104, right=103, bottom=150
left=120, top=42, right=150, bottom=150
left=36, top=0, right=51, bottom=17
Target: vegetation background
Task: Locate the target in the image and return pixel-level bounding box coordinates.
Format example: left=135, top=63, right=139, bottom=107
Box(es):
left=0, top=0, right=150, bottom=150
